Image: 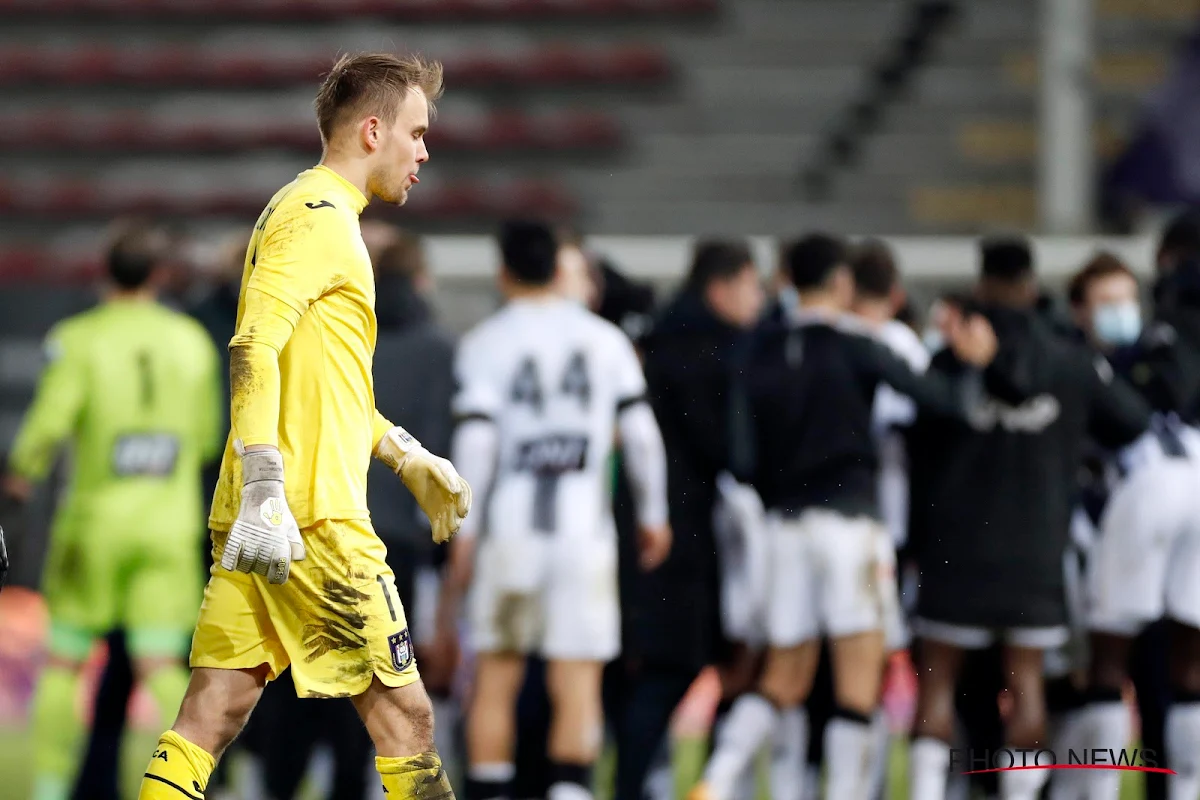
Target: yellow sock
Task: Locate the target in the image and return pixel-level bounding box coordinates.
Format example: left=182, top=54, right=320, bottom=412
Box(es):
left=138, top=731, right=215, bottom=799
left=377, top=752, right=455, bottom=799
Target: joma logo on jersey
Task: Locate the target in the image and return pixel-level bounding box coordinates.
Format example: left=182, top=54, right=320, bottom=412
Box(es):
left=514, top=434, right=589, bottom=474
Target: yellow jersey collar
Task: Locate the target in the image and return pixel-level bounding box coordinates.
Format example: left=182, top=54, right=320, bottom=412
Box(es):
left=312, top=165, right=369, bottom=215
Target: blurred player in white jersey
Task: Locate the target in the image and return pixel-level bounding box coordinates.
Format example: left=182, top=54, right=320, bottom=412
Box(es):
left=436, top=220, right=671, bottom=800
left=849, top=241, right=927, bottom=799
left=1059, top=254, right=1200, bottom=800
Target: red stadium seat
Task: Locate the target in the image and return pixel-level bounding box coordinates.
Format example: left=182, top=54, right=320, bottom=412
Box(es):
left=0, top=177, right=577, bottom=223
left=0, top=0, right=716, bottom=21
left=0, top=44, right=671, bottom=88
left=0, top=248, right=102, bottom=283
left=0, top=110, right=623, bottom=154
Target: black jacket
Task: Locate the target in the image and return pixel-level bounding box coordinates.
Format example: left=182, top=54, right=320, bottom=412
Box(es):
left=367, top=276, right=455, bottom=557
left=732, top=310, right=1024, bottom=519
left=909, top=309, right=1150, bottom=628
left=187, top=281, right=239, bottom=509
left=630, top=289, right=743, bottom=670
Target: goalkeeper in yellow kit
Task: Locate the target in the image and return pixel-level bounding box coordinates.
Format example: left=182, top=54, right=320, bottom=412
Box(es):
left=136, top=52, right=472, bottom=800
left=4, top=225, right=222, bottom=800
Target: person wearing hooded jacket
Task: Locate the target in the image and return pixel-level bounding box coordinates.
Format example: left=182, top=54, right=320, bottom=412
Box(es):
left=607, top=239, right=764, bottom=800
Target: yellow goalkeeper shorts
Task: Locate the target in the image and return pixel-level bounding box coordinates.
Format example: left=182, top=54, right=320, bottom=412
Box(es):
left=190, top=518, right=419, bottom=699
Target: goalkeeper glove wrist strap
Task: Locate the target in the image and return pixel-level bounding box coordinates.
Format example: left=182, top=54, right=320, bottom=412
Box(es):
left=242, top=450, right=284, bottom=485
left=376, top=427, right=424, bottom=473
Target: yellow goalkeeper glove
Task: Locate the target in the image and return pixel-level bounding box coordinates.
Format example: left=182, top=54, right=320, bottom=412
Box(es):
left=374, top=427, right=472, bottom=544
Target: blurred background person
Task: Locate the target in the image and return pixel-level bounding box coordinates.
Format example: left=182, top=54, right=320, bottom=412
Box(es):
left=611, top=239, right=763, bottom=800
left=441, top=220, right=670, bottom=800
left=371, top=230, right=462, bottom=779
left=697, top=233, right=1002, bottom=800
left=1066, top=249, right=1200, bottom=800
left=510, top=228, right=606, bottom=800
left=1, top=223, right=223, bottom=800
left=849, top=240, right=929, bottom=800
left=906, top=238, right=1151, bottom=800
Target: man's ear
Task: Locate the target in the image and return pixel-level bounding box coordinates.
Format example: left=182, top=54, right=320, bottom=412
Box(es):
left=361, top=116, right=382, bottom=151
left=890, top=285, right=907, bottom=315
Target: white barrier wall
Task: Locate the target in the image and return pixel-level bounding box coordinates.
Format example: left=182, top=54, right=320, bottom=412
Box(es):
left=424, top=234, right=1163, bottom=282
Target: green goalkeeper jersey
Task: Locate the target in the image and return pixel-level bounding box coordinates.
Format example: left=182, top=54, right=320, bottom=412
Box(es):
left=8, top=298, right=223, bottom=541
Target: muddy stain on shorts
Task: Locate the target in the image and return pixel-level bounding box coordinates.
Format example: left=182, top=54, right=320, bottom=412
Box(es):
left=301, top=572, right=371, bottom=663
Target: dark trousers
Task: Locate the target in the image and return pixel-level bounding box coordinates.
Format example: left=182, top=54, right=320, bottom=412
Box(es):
left=605, top=660, right=699, bottom=800
left=257, top=677, right=374, bottom=800
left=73, top=630, right=134, bottom=800
left=512, top=657, right=554, bottom=799
left=956, top=645, right=1005, bottom=797
left=803, top=642, right=836, bottom=769
left=1132, top=620, right=1170, bottom=800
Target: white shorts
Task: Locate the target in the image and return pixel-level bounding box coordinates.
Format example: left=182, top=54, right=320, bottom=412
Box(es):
left=911, top=618, right=1070, bottom=650
left=468, top=529, right=620, bottom=662
left=1088, top=458, right=1200, bottom=635
left=765, top=508, right=897, bottom=648
left=1045, top=519, right=1092, bottom=679
left=713, top=475, right=770, bottom=648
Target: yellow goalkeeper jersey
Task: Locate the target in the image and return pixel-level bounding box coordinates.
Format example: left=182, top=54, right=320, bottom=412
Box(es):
left=209, top=165, right=391, bottom=531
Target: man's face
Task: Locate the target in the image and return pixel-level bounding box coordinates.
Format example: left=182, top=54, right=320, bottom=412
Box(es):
left=1079, top=271, right=1141, bottom=349
left=554, top=244, right=597, bottom=308
left=708, top=264, right=765, bottom=328
left=367, top=88, right=430, bottom=206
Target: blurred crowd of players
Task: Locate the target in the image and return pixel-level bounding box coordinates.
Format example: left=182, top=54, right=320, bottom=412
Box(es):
left=6, top=208, right=1200, bottom=800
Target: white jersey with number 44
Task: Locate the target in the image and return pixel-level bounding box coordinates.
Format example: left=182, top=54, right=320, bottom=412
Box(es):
left=453, top=297, right=647, bottom=542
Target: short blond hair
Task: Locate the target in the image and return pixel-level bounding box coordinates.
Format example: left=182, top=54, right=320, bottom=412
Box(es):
left=314, top=52, right=444, bottom=144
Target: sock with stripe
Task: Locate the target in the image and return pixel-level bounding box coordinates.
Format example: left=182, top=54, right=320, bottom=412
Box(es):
left=702, top=692, right=779, bottom=799
left=908, top=736, right=950, bottom=800
left=997, top=744, right=1049, bottom=800
left=768, top=706, right=808, bottom=800
left=464, top=761, right=514, bottom=800
left=137, top=730, right=215, bottom=799
left=1076, top=686, right=1128, bottom=800
left=823, top=708, right=875, bottom=800
left=546, top=761, right=593, bottom=800
left=377, top=751, right=455, bottom=799
left=1167, top=696, right=1200, bottom=800
left=31, top=665, right=84, bottom=800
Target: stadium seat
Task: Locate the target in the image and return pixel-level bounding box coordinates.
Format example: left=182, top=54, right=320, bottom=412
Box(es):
left=0, top=177, right=577, bottom=223
left=0, top=44, right=670, bottom=88
left=908, top=183, right=1036, bottom=229
left=0, top=248, right=102, bottom=283
left=0, top=110, right=623, bottom=154
left=956, top=119, right=1123, bottom=165
left=0, top=0, right=717, bottom=21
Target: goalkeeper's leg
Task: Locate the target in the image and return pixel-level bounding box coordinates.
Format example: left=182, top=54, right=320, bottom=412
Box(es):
left=353, top=676, right=457, bottom=799
left=31, top=644, right=90, bottom=800
left=137, top=666, right=267, bottom=799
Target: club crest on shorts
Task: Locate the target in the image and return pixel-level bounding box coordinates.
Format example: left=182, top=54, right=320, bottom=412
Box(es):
left=388, top=628, right=413, bottom=671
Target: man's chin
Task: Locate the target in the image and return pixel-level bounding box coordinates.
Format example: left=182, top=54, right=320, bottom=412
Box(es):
left=381, top=189, right=409, bottom=207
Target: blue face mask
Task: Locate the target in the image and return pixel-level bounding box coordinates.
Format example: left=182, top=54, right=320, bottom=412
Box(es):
left=778, top=285, right=800, bottom=313
left=1092, top=302, right=1141, bottom=347
left=923, top=328, right=945, bottom=353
